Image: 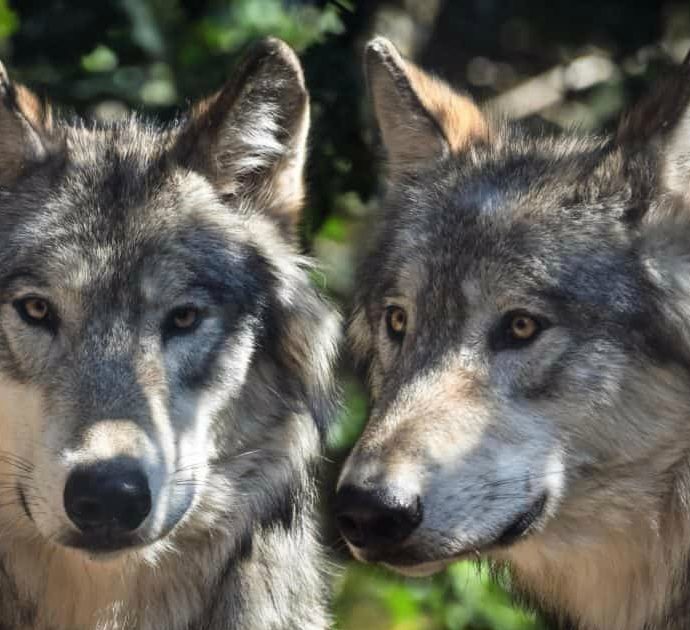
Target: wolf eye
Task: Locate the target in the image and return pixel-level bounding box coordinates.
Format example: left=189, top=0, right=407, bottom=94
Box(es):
left=173, top=307, right=198, bottom=329
left=164, top=306, right=202, bottom=337
left=494, top=311, right=547, bottom=350
left=510, top=314, right=538, bottom=341
left=14, top=297, right=55, bottom=328
left=385, top=305, right=407, bottom=341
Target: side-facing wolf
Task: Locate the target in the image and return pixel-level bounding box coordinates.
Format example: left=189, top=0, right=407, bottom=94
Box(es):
left=0, top=38, right=339, bottom=630
left=335, top=36, right=690, bottom=630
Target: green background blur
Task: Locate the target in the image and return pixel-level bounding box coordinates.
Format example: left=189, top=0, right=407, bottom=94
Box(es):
left=2, top=1, right=690, bottom=628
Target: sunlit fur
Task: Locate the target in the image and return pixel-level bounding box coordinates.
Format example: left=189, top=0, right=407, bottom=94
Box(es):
left=0, top=38, right=340, bottom=630
left=341, top=37, right=690, bottom=630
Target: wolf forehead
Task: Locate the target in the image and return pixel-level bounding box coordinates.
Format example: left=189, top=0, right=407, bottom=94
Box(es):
left=371, top=134, right=650, bottom=311
left=0, top=119, right=273, bottom=299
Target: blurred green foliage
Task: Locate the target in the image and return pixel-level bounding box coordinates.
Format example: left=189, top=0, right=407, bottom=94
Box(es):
left=3, top=1, right=690, bottom=628
left=335, top=563, right=545, bottom=630
left=0, top=0, right=17, bottom=40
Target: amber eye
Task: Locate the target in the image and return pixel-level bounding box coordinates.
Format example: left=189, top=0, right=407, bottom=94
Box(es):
left=171, top=306, right=199, bottom=331
left=498, top=313, right=544, bottom=346
left=24, top=298, right=49, bottom=321
left=164, top=306, right=202, bottom=337
left=14, top=297, right=54, bottom=328
left=492, top=311, right=548, bottom=351
left=385, top=305, right=407, bottom=341
left=509, top=314, right=540, bottom=341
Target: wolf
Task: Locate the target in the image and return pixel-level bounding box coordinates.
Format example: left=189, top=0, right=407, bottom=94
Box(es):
left=0, top=38, right=340, bottom=630
left=335, top=36, right=690, bottom=630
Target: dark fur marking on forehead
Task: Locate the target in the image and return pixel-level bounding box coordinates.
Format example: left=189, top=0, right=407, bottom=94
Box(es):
left=63, top=129, right=170, bottom=218
left=352, top=122, right=670, bottom=396
left=374, top=141, right=629, bottom=279
left=94, top=146, right=162, bottom=205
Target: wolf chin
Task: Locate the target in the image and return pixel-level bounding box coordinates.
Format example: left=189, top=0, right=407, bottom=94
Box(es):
left=335, top=37, right=690, bottom=630
left=0, top=38, right=339, bottom=630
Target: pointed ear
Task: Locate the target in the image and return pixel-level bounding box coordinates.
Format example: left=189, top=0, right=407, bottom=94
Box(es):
left=616, top=51, right=690, bottom=198
left=175, top=38, right=309, bottom=236
left=0, top=61, right=53, bottom=186
left=365, top=36, right=489, bottom=176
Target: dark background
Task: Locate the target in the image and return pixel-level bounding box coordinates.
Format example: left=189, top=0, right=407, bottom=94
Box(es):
left=2, top=1, right=688, bottom=627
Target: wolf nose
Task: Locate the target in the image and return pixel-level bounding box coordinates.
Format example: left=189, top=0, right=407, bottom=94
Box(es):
left=334, top=484, right=422, bottom=549
left=64, top=462, right=152, bottom=534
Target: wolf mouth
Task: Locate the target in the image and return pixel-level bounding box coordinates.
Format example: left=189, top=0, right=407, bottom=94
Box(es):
left=495, top=492, right=548, bottom=547
left=375, top=492, right=549, bottom=570
left=61, top=530, right=146, bottom=554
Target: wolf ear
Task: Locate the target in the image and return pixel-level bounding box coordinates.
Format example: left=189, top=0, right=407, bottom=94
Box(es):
left=616, top=52, right=690, bottom=199
left=0, top=61, right=52, bottom=186
left=365, top=36, right=489, bottom=176
left=175, top=38, right=309, bottom=236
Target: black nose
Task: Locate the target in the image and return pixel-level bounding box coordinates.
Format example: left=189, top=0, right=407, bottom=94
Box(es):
left=64, top=462, right=152, bottom=534
left=334, top=484, right=422, bottom=550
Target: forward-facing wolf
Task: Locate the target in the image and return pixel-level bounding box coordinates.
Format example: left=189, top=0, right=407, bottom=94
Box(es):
left=335, top=37, right=690, bottom=630
left=0, top=38, right=339, bottom=630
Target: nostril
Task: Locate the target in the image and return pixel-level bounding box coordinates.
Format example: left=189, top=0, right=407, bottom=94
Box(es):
left=71, top=497, right=105, bottom=523
left=335, top=484, right=423, bottom=550
left=336, top=514, right=355, bottom=534
left=64, top=461, right=152, bottom=535
left=335, top=513, right=365, bottom=547
left=371, top=512, right=401, bottom=539
left=120, top=493, right=152, bottom=531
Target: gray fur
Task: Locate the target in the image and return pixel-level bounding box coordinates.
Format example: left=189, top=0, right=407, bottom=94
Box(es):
left=0, top=38, right=340, bottom=630
left=340, top=37, right=690, bottom=630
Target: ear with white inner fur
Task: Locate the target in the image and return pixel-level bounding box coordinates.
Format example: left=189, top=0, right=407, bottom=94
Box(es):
left=0, top=61, right=52, bottom=186
left=175, top=38, right=309, bottom=236
left=365, top=36, right=489, bottom=177
left=616, top=51, right=690, bottom=199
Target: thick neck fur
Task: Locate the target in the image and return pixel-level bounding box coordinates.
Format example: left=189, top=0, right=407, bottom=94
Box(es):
left=0, top=472, right=328, bottom=630
left=0, top=508, right=327, bottom=630
left=508, top=506, right=690, bottom=629
left=502, top=437, right=690, bottom=629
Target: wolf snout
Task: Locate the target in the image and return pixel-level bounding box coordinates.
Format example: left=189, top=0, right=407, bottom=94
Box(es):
left=64, top=460, right=152, bottom=537
left=334, top=484, right=422, bottom=552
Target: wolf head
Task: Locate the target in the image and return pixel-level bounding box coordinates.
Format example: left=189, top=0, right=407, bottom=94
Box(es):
left=337, top=37, right=690, bottom=576
left=0, top=38, right=339, bottom=561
